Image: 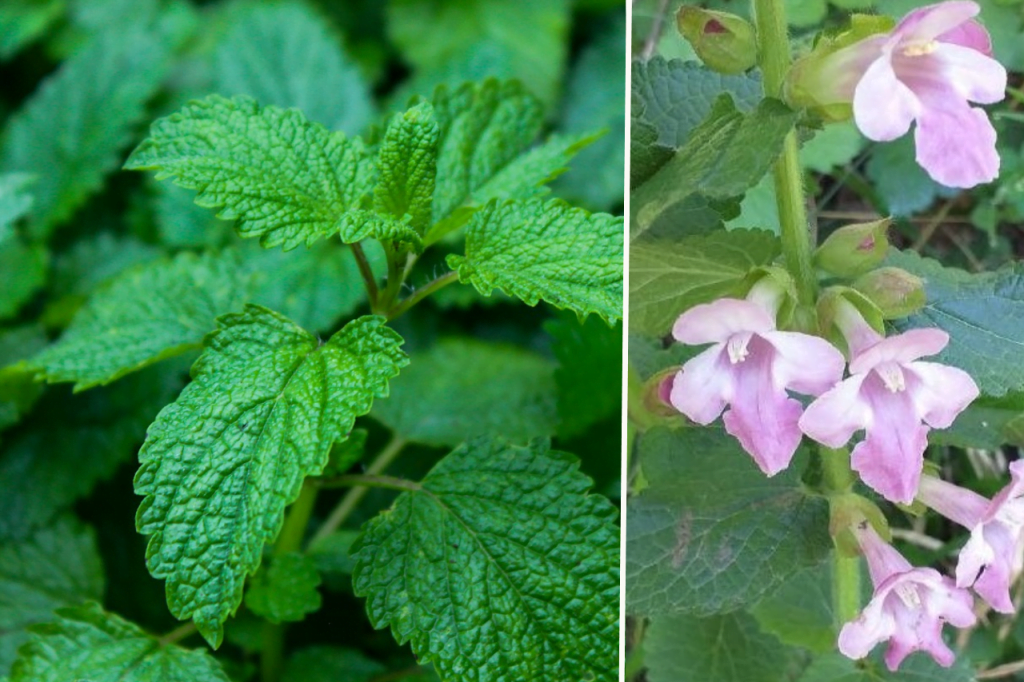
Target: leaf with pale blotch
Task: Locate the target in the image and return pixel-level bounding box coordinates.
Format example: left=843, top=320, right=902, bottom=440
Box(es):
left=124, top=95, right=376, bottom=250
left=627, top=428, right=830, bottom=617
left=0, top=516, right=104, bottom=671
left=352, top=438, right=619, bottom=682
left=135, top=307, right=407, bottom=647
left=9, top=602, right=230, bottom=682
left=32, top=251, right=252, bottom=391
left=447, top=198, right=623, bottom=323
left=245, top=552, right=321, bottom=624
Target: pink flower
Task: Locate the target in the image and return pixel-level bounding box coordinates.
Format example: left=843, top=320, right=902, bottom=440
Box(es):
left=917, top=464, right=1024, bottom=613
left=669, top=297, right=845, bottom=476
left=839, top=522, right=976, bottom=670
left=812, top=1, right=1006, bottom=188
left=799, top=327, right=978, bottom=504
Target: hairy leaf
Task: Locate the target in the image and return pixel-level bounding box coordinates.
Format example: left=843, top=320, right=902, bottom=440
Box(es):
left=373, top=103, right=438, bottom=236
left=213, top=1, right=373, bottom=134
left=750, top=563, right=836, bottom=654
left=0, top=324, right=46, bottom=434
left=124, top=95, right=376, bottom=250
left=0, top=516, right=104, bottom=671
left=135, top=307, right=407, bottom=646
left=448, top=198, right=623, bottom=323
left=9, top=602, right=230, bottom=682
left=630, top=229, right=780, bottom=336
left=796, top=652, right=976, bottom=682
left=627, top=427, right=831, bottom=617
left=0, top=25, right=173, bottom=237
left=245, top=552, right=321, bottom=624
left=890, top=250, right=1024, bottom=398
left=866, top=136, right=956, bottom=217
left=545, top=314, right=622, bottom=437
left=32, top=251, right=251, bottom=391
left=352, top=438, right=619, bottom=682
left=372, top=338, right=557, bottom=447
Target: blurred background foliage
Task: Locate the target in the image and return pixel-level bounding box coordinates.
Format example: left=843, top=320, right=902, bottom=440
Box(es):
left=0, top=0, right=624, bottom=679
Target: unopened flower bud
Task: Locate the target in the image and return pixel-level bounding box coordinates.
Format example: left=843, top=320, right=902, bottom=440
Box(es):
left=814, top=219, right=890, bottom=277
left=852, top=267, right=926, bottom=319
left=676, top=7, right=756, bottom=75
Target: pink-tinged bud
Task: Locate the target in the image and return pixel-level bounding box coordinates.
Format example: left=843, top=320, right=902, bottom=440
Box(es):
left=800, top=304, right=979, bottom=503
left=918, top=465, right=1024, bottom=613
left=676, top=7, right=756, bottom=74
left=839, top=521, right=976, bottom=671
left=814, top=219, right=890, bottom=277
left=668, top=291, right=845, bottom=476
left=853, top=267, right=926, bottom=319
left=789, top=1, right=1007, bottom=188
left=817, top=289, right=885, bottom=357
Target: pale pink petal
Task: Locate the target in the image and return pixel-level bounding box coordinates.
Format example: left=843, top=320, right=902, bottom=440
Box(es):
left=839, top=598, right=893, bottom=659
left=853, top=55, right=921, bottom=141
left=914, top=91, right=999, bottom=188
left=669, top=347, right=732, bottom=424
left=761, top=330, right=847, bottom=396
left=974, top=562, right=1014, bottom=613
left=916, top=474, right=990, bottom=528
left=810, top=36, right=891, bottom=103
left=721, top=336, right=803, bottom=476
left=798, top=374, right=871, bottom=448
left=939, top=18, right=992, bottom=54
left=850, top=328, right=949, bottom=374
left=894, top=1, right=980, bottom=43
left=970, top=523, right=1016, bottom=612
left=851, top=375, right=929, bottom=504
left=956, top=527, right=993, bottom=588
left=931, top=43, right=1006, bottom=103
left=672, top=298, right=774, bottom=345
left=906, top=361, right=979, bottom=428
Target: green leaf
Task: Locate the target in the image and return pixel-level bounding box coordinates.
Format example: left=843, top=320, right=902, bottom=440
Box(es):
left=9, top=602, right=230, bottom=682
left=629, top=229, right=781, bottom=336
left=373, top=103, right=439, bottom=235
left=0, top=25, right=173, bottom=237
left=135, top=307, right=407, bottom=647
left=0, top=0, right=64, bottom=59
left=0, top=516, right=104, bottom=671
left=0, top=324, right=46, bottom=434
left=800, top=122, right=865, bottom=174
left=372, top=337, right=557, bottom=447
left=282, top=646, right=385, bottom=682
left=750, top=563, right=836, bottom=653
left=32, top=251, right=252, bottom=391
left=889, top=249, right=1024, bottom=398
left=426, top=79, right=588, bottom=243
left=796, top=652, right=976, bottom=682
left=352, top=438, right=619, bottom=682
left=447, top=198, right=623, bottom=323
left=865, top=137, right=956, bottom=217
left=308, top=531, right=361, bottom=577
left=150, top=181, right=232, bottom=249
left=626, top=427, right=831, bottom=617
left=0, top=238, right=47, bottom=321
left=645, top=611, right=794, bottom=682
left=124, top=95, right=377, bottom=250
left=554, top=15, right=626, bottom=211
left=0, top=361, right=185, bottom=540
left=545, top=313, right=622, bottom=437
left=0, top=173, right=34, bottom=243
left=631, top=97, right=798, bottom=239
left=386, top=0, right=570, bottom=108
left=244, top=552, right=321, bottom=624
left=213, top=1, right=374, bottom=134
left=631, top=58, right=763, bottom=151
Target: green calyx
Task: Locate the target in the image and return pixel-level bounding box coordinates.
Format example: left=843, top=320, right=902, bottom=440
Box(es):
left=676, top=6, right=757, bottom=75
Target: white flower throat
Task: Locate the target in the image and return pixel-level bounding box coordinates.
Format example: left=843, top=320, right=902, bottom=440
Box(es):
left=902, top=39, right=939, bottom=57
left=877, top=362, right=907, bottom=393
left=727, top=333, right=754, bottom=364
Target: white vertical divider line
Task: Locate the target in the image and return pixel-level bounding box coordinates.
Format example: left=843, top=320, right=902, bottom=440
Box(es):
left=620, top=1, right=632, bottom=680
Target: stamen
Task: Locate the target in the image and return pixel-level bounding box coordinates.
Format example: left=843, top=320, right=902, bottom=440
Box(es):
left=877, top=363, right=906, bottom=393
left=727, top=334, right=752, bottom=364
left=902, top=40, right=939, bottom=57
left=894, top=581, right=922, bottom=609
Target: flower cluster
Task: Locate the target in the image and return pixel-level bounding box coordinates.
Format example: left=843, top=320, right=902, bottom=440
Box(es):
left=663, top=282, right=1011, bottom=669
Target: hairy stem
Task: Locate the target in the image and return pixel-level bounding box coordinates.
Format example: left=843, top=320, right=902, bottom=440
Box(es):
left=261, top=482, right=318, bottom=682
left=387, top=270, right=458, bottom=321
left=350, top=242, right=379, bottom=308
left=753, top=0, right=816, bottom=305
left=377, top=245, right=408, bottom=313
left=308, top=436, right=408, bottom=546
left=821, top=447, right=863, bottom=626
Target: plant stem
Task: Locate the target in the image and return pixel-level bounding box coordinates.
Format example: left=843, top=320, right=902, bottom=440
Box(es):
left=261, top=482, right=318, bottom=682
left=309, top=436, right=408, bottom=546
left=158, top=621, right=198, bottom=647
left=351, top=242, right=379, bottom=308
left=377, top=245, right=408, bottom=313
left=316, top=473, right=422, bottom=492
left=753, top=0, right=816, bottom=305
left=387, top=271, right=458, bottom=321
left=820, top=447, right=862, bottom=626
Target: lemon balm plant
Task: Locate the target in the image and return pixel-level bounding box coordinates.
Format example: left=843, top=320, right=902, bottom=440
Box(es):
left=628, top=0, right=1024, bottom=679
left=0, top=2, right=624, bottom=681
